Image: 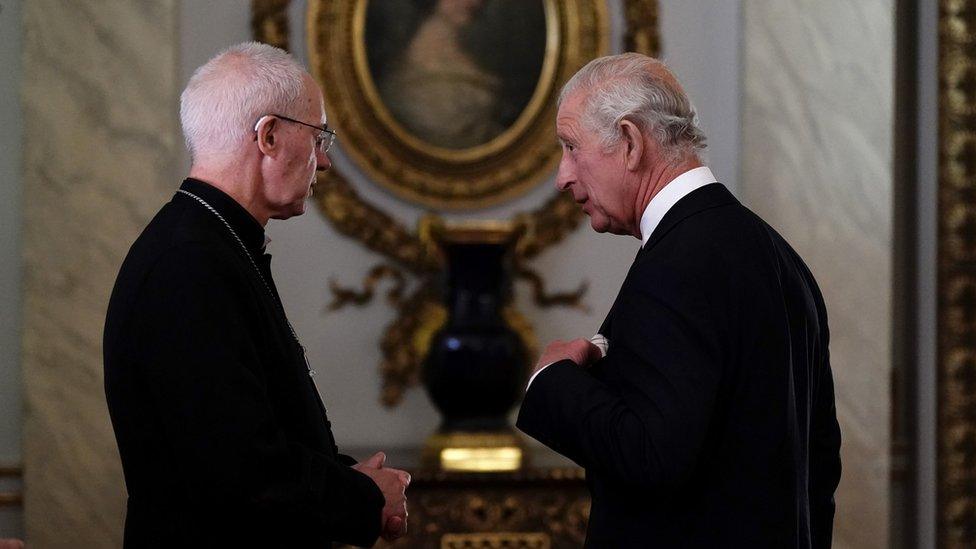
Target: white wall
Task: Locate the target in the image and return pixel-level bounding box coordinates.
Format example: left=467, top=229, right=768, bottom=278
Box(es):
left=178, top=0, right=744, bottom=451
left=0, top=0, right=24, bottom=539
left=656, top=0, right=742, bottom=194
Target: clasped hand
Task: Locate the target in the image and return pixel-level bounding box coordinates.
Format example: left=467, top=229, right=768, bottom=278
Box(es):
left=353, top=452, right=411, bottom=541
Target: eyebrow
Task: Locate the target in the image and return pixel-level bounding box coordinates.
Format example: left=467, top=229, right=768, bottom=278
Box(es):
left=556, top=122, right=579, bottom=142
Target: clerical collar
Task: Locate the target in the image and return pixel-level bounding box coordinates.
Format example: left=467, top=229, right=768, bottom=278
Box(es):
left=178, top=178, right=267, bottom=253
left=639, top=166, right=718, bottom=247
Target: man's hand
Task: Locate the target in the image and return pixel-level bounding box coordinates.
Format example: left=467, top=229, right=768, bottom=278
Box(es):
left=531, top=338, right=604, bottom=377
left=353, top=451, right=411, bottom=541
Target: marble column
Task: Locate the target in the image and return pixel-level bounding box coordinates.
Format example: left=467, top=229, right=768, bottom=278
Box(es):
left=21, top=1, right=180, bottom=546
left=741, top=1, right=893, bottom=548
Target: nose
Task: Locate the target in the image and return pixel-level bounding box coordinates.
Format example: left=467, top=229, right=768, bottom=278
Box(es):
left=555, top=153, right=574, bottom=192
left=316, top=149, right=331, bottom=172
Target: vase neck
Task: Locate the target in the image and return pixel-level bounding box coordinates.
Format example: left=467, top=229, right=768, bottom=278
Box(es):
left=443, top=242, right=511, bottom=327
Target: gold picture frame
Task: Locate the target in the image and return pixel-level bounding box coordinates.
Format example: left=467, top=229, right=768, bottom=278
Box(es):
left=938, top=1, right=976, bottom=546
left=251, top=0, right=658, bottom=276
left=307, top=0, right=608, bottom=210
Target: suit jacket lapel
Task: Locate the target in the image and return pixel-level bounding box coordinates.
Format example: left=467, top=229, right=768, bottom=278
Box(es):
left=598, top=244, right=645, bottom=336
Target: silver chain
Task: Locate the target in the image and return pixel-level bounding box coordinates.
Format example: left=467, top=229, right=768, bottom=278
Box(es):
left=177, top=189, right=315, bottom=376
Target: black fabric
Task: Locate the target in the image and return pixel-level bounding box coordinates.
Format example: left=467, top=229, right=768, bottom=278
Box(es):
left=517, top=183, right=842, bottom=548
left=104, top=179, right=384, bottom=548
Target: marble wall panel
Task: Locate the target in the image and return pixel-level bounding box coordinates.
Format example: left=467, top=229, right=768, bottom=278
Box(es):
left=21, top=0, right=179, bottom=546
left=742, top=1, right=893, bottom=548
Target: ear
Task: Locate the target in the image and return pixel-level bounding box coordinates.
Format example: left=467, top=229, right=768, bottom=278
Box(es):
left=619, top=119, right=644, bottom=171
left=254, top=115, right=280, bottom=157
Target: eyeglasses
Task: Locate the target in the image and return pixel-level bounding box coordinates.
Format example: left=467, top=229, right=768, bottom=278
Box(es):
left=257, top=114, right=337, bottom=153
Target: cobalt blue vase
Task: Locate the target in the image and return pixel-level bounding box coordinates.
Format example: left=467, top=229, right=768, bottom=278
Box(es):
left=422, top=225, right=529, bottom=432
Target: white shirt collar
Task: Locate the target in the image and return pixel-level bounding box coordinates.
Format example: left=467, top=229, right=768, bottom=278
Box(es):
left=639, top=166, right=718, bottom=247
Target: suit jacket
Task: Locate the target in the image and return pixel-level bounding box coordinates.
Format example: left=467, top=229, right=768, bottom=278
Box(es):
left=104, top=179, right=384, bottom=548
left=517, top=183, right=842, bottom=548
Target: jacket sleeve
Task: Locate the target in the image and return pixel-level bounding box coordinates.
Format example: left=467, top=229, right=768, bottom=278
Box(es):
left=517, top=271, right=722, bottom=490
left=809, top=318, right=842, bottom=549
left=131, top=242, right=383, bottom=547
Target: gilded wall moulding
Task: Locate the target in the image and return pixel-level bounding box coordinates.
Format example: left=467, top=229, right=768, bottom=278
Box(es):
left=252, top=0, right=660, bottom=406
left=939, top=0, right=976, bottom=546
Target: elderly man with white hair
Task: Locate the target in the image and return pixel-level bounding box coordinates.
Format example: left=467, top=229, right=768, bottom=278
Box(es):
left=516, top=53, right=842, bottom=548
left=104, top=42, right=409, bottom=547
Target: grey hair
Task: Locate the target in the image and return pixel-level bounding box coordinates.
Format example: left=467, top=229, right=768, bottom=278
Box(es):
left=180, top=41, right=309, bottom=158
left=559, top=53, right=706, bottom=160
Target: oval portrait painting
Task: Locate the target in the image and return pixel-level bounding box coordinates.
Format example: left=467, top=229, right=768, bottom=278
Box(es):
left=364, top=0, right=548, bottom=151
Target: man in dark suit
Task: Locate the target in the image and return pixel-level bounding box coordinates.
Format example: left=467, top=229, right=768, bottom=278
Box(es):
left=104, top=42, right=409, bottom=548
left=516, top=53, right=842, bottom=548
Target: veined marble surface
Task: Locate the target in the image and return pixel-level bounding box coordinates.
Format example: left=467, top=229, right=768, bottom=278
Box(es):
left=21, top=0, right=179, bottom=546
left=742, top=1, right=893, bottom=547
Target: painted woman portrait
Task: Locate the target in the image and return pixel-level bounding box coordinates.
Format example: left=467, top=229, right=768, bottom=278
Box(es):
left=365, top=0, right=547, bottom=150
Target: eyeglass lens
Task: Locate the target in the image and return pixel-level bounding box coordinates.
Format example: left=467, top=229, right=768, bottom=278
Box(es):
left=317, top=132, right=335, bottom=153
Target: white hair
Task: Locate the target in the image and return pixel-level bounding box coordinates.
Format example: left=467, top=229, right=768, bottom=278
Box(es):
left=559, top=53, right=706, bottom=160
left=180, top=41, right=309, bottom=158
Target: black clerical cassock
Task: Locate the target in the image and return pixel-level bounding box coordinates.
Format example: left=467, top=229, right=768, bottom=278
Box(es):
left=104, top=178, right=383, bottom=548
